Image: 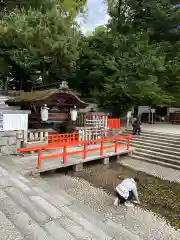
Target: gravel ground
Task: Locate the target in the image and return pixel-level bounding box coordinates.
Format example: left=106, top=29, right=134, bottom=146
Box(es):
left=30, top=164, right=180, bottom=240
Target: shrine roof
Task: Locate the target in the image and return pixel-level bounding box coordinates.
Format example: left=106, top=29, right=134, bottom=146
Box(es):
left=7, top=89, right=58, bottom=102
left=5, top=88, right=89, bottom=108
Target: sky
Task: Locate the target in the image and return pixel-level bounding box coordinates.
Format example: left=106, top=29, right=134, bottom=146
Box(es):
left=78, top=0, right=109, bottom=33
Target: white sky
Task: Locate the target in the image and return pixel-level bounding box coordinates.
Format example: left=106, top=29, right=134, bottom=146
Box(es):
left=78, top=0, right=109, bottom=33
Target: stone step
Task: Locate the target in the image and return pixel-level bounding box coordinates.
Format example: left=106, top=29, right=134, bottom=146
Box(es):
left=44, top=220, right=76, bottom=240
left=132, top=155, right=180, bottom=171
left=126, top=129, right=180, bottom=138
left=0, top=168, right=140, bottom=240
left=32, top=183, right=141, bottom=239
left=132, top=142, right=180, bottom=155
left=0, top=189, right=54, bottom=240
left=1, top=183, right=110, bottom=240
left=4, top=187, right=51, bottom=225
left=137, top=130, right=180, bottom=138
left=0, top=209, right=23, bottom=240
left=133, top=151, right=180, bottom=169
left=31, top=186, right=134, bottom=240
left=27, top=191, right=115, bottom=240
left=123, top=133, right=180, bottom=145
left=131, top=134, right=180, bottom=144
left=131, top=138, right=180, bottom=148
left=58, top=205, right=112, bottom=240
left=68, top=202, right=140, bottom=240
left=134, top=148, right=180, bottom=162
left=34, top=184, right=140, bottom=239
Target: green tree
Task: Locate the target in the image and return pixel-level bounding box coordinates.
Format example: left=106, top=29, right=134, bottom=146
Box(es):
left=0, top=2, right=81, bottom=89
left=0, top=0, right=87, bottom=17
left=107, top=0, right=180, bottom=42
left=71, top=28, right=172, bottom=116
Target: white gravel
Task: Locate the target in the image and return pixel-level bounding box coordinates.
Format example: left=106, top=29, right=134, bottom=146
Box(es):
left=33, top=173, right=180, bottom=240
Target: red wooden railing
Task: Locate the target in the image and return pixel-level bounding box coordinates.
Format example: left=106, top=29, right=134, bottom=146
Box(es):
left=19, top=135, right=132, bottom=169
left=169, top=119, right=180, bottom=124
left=48, top=132, right=79, bottom=144
left=108, top=118, right=120, bottom=129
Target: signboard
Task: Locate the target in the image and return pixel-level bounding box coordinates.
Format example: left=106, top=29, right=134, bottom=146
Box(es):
left=0, top=113, right=28, bottom=131
left=151, top=108, right=156, bottom=113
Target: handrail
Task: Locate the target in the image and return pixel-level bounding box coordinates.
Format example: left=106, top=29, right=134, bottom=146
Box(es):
left=19, top=135, right=132, bottom=152
left=18, top=135, right=133, bottom=169
left=48, top=132, right=79, bottom=144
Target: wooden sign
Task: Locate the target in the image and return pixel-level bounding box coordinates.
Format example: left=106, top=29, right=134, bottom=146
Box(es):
left=0, top=113, right=28, bottom=131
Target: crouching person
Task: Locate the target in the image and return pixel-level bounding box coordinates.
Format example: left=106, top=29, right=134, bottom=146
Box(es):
left=114, top=177, right=140, bottom=207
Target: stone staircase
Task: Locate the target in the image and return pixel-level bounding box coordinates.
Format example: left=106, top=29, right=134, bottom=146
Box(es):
left=127, top=130, right=180, bottom=170
left=0, top=166, right=140, bottom=240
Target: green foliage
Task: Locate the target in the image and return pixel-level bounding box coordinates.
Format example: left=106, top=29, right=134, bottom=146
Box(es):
left=70, top=28, right=173, bottom=116
left=69, top=0, right=180, bottom=115
left=0, top=0, right=87, bottom=17
left=0, top=2, right=81, bottom=88
left=0, top=0, right=180, bottom=115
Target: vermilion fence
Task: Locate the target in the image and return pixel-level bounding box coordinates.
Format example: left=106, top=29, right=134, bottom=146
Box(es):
left=18, top=135, right=132, bottom=169
left=48, top=132, right=79, bottom=144
left=108, top=118, right=120, bottom=129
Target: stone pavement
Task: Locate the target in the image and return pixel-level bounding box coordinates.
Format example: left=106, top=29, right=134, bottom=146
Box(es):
left=129, top=123, right=180, bottom=134
left=0, top=165, right=141, bottom=240
left=120, top=157, right=180, bottom=183
left=30, top=173, right=180, bottom=240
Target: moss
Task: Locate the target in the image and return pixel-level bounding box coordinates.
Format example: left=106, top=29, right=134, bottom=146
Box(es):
left=69, top=162, right=180, bottom=229
left=8, top=89, right=58, bottom=102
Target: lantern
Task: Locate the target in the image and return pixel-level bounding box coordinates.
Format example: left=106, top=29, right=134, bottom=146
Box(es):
left=70, top=106, right=77, bottom=122
left=40, top=104, right=49, bottom=122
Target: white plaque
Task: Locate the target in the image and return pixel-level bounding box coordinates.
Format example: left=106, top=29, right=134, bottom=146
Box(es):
left=2, top=114, right=28, bottom=131
left=151, top=108, right=155, bottom=113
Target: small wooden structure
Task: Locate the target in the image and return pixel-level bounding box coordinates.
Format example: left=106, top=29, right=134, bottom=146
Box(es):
left=6, top=82, right=89, bottom=131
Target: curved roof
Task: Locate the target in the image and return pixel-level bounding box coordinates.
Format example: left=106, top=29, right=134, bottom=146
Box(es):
left=6, top=89, right=89, bottom=108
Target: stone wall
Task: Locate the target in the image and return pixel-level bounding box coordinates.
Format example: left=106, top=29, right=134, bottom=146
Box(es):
left=0, top=131, right=23, bottom=155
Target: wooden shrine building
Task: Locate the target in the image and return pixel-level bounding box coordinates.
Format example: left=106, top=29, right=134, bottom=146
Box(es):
left=5, top=81, right=89, bottom=132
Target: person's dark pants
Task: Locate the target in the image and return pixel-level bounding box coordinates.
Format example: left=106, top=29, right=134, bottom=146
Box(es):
left=115, top=190, right=134, bottom=204
left=133, top=127, right=141, bottom=135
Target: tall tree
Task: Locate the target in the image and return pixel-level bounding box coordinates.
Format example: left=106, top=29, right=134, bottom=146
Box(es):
left=0, top=1, right=81, bottom=89
left=70, top=27, right=172, bottom=116
left=0, top=0, right=87, bottom=19
left=107, top=0, right=180, bottom=42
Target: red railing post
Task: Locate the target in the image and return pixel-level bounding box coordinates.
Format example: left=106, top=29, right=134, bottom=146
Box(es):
left=38, top=150, right=42, bottom=169
left=100, top=138, right=104, bottom=156
left=63, top=145, right=67, bottom=164
left=115, top=137, right=118, bottom=153
left=83, top=141, right=87, bottom=159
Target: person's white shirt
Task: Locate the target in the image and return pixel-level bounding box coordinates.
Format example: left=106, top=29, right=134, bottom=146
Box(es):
left=115, top=178, right=139, bottom=201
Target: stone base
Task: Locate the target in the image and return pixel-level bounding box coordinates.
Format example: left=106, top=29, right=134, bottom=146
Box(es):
left=0, top=131, right=23, bottom=155
left=101, top=157, right=109, bottom=165
left=73, top=163, right=83, bottom=172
